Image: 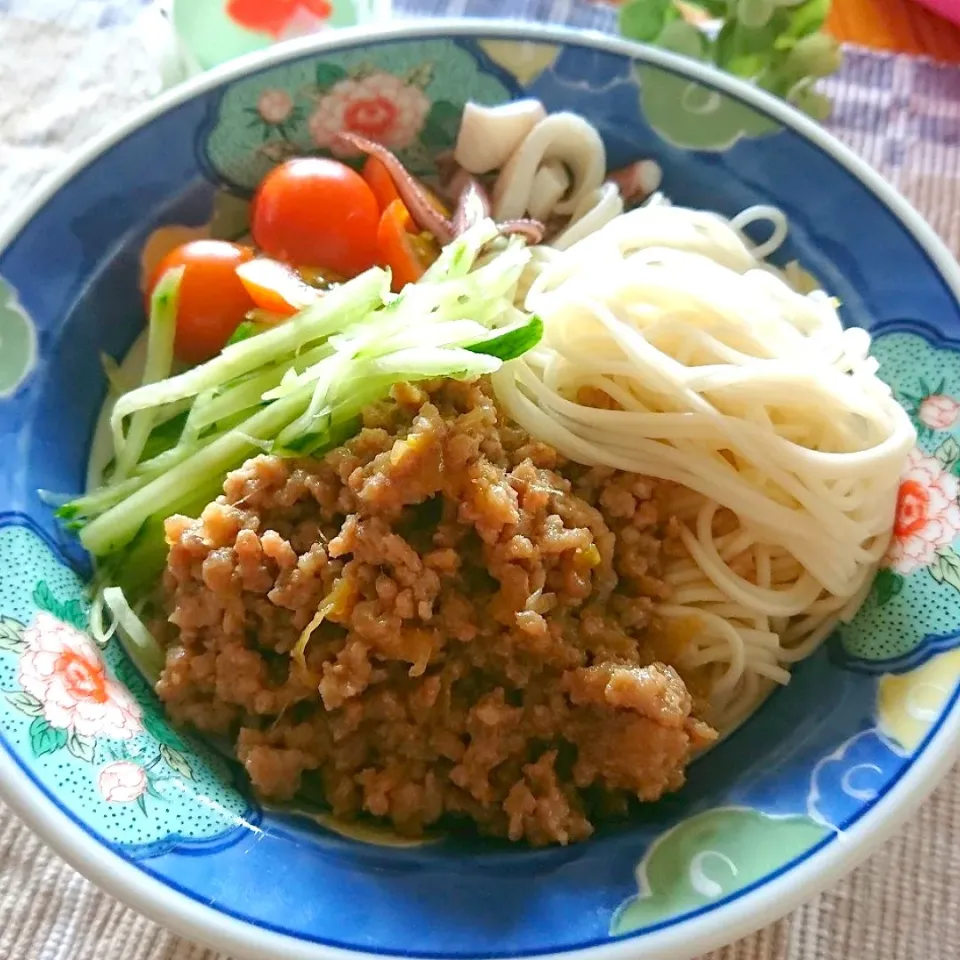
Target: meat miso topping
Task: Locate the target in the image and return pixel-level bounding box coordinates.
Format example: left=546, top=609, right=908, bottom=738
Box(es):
left=155, top=378, right=715, bottom=845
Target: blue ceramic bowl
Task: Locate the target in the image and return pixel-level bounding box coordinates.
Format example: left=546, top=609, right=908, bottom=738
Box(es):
left=1, top=21, right=959, bottom=960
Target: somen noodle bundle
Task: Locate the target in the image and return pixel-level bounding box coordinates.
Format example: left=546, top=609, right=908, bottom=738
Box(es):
left=493, top=199, right=916, bottom=726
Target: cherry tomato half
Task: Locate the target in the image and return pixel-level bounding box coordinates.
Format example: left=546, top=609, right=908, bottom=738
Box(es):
left=251, top=157, right=379, bottom=278
left=236, top=258, right=320, bottom=317
left=146, top=240, right=255, bottom=365
left=377, top=200, right=439, bottom=292
left=362, top=155, right=402, bottom=213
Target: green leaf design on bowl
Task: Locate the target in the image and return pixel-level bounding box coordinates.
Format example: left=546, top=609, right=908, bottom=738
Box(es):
left=0, top=276, right=37, bottom=398
left=611, top=807, right=829, bottom=933
left=636, top=65, right=780, bottom=151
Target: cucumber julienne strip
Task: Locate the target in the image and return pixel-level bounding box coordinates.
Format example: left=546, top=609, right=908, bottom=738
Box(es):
left=185, top=342, right=333, bottom=436
left=261, top=227, right=518, bottom=403
left=422, top=218, right=498, bottom=282
left=96, top=474, right=227, bottom=603
left=101, top=586, right=165, bottom=683
left=112, top=267, right=182, bottom=482
left=374, top=347, right=501, bottom=378
left=82, top=382, right=315, bottom=556
left=109, top=267, right=388, bottom=457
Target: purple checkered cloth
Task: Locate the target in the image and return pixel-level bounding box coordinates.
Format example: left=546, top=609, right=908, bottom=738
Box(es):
left=821, top=48, right=960, bottom=254
left=0, top=3, right=959, bottom=960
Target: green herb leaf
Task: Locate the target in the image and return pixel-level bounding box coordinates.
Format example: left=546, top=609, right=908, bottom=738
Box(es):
left=735, top=0, right=776, bottom=29
left=467, top=315, right=544, bottom=362
left=780, top=0, right=831, bottom=41
left=619, top=0, right=838, bottom=118
left=783, top=32, right=843, bottom=80
left=619, top=0, right=680, bottom=44
left=682, top=0, right=728, bottom=16
left=657, top=19, right=711, bottom=60
left=716, top=18, right=781, bottom=78
left=787, top=84, right=832, bottom=121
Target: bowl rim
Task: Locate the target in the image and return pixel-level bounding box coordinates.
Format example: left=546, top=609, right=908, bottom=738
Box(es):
left=1, top=18, right=960, bottom=960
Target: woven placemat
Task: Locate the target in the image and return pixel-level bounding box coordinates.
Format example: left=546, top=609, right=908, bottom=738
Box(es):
left=1, top=3, right=958, bottom=959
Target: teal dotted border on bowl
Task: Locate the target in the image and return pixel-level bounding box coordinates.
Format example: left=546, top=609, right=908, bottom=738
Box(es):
left=0, top=512, right=260, bottom=860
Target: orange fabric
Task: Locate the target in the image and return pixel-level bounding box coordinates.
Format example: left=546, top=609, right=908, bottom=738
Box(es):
left=829, top=0, right=960, bottom=59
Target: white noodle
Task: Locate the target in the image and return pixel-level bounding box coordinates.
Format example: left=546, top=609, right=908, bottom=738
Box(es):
left=493, top=202, right=915, bottom=727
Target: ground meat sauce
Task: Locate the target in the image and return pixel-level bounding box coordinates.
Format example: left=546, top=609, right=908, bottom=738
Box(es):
left=156, top=379, right=716, bottom=845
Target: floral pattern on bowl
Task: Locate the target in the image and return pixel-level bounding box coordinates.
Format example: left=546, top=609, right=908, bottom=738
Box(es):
left=835, top=325, right=960, bottom=674
left=0, top=515, right=259, bottom=858
left=202, top=39, right=511, bottom=191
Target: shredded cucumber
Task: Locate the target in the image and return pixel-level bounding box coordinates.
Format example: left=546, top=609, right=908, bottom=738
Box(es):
left=101, top=587, right=165, bottom=683
left=109, top=267, right=388, bottom=456
left=63, top=218, right=545, bottom=598
left=111, top=268, right=182, bottom=481
left=82, top=382, right=316, bottom=556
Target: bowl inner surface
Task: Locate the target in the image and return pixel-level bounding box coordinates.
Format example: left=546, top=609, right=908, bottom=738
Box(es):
left=1, top=23, right=959, bottom=960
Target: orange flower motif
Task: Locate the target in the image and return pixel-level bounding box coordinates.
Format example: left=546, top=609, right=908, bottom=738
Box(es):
left=885, top=448, right=960, bottom=575
left=308, top=73, right=430, bottom=156
left=18, top=613, right=142, bottom=739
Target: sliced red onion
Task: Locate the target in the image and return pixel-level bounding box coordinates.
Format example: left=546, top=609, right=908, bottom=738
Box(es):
left=498, top=219, right=546, bottom=244
left=606, top=159, right=663, bottom=205
left=334, top=131, right=455, bottom=242
left=446, top=166, right=479, bottom=206
left=452, top=177, right=492, bottom=236
left=333, top=132, right=543, bottom=247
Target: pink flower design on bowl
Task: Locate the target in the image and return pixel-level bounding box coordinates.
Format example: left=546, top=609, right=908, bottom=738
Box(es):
left=918, top=394, right=960, bottom=431
left=98, top=760, right=147, bottom=803
left=308, top=73, right=430, bottom=155
left=18, top=612, right=142, bottom=739
left=257, top=89, right=294, bottom=125
left=885, top=447, right=960, bottom=574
